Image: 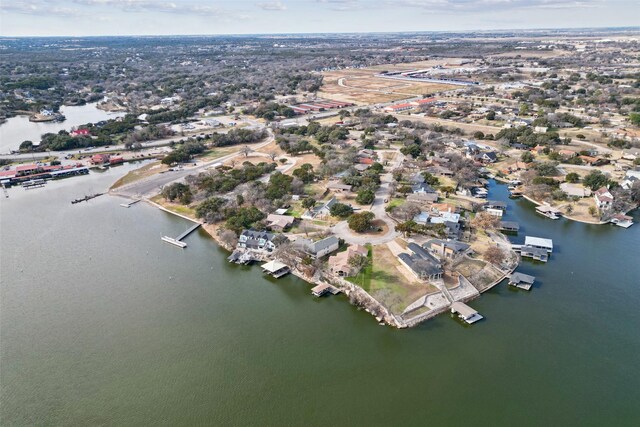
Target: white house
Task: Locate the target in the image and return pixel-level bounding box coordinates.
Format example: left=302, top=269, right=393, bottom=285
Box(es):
left=594, top=187, right=614, bottom=210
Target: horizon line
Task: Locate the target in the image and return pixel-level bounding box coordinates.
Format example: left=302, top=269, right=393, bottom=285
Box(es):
left=2, top=25, right=640, bottom=39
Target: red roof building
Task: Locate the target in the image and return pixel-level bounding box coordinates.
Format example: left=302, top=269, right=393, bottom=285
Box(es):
left=71, top=128, right=90, bottom=137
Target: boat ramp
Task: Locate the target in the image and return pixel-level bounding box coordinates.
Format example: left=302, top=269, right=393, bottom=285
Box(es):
left=120, top=199, right=141, bottom=208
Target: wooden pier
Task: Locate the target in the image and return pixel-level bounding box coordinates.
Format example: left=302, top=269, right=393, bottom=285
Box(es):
left=161, top=223, right=201, bottom=248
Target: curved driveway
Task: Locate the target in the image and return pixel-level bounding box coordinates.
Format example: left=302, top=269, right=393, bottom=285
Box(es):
left=331, top=150, right=403, bottom=245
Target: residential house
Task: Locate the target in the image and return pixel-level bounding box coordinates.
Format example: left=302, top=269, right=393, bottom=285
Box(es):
left=594, top=187, right=614, bottom=210
left=296, top=235, right=340, bottom=258
left=303, top=197, right=337, bottom=219
left=560, top=183, right=591, bottom=198
left=424, top=239, right=470, bottom=259
left=327, top=182, right=353, bottom=193
left=237, top=230, right=285, bottom=253
left=477, top=151, right=498, bottom=163
left=412, top=183, right=436, bottom=194
left=397, top=243, right=443, bottom=281
left=266, top=214, right=295, bottom=231
left=407, top=193, right=439, bottom=204
left=328, top=244, right=368, bottom=277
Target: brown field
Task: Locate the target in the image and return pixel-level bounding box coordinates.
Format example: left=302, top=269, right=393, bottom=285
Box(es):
left=318, top=60, right=462, bottom=105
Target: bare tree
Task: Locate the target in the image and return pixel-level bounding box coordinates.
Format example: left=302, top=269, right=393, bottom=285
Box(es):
left=219, top=229, right=238, bottom=249
left=241, top=145, right=252, bottom=157
left=484, top=246, right=505, bottom=265
left=268, top=151, right=277, bottom=161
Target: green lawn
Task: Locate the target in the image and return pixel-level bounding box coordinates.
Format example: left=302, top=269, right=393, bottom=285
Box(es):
left=346, top=245, right=373, bottom=290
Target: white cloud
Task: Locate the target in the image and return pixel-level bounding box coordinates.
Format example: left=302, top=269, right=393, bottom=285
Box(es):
left=256, top=1, right=287, bottom=11
left=388, top=0, right=604, bottom=12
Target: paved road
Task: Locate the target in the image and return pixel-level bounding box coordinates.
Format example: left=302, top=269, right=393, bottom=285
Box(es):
left=112, top=131, right=274, bottom=199
left=0, top=117, right=265, bottom=161
left=331, top=150, right=403, bottom=245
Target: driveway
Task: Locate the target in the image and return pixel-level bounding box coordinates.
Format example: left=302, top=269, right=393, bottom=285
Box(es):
left=330, top=151, right=403, bottom=245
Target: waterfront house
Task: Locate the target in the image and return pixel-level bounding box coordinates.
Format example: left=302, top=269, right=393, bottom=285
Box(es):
left=296, top=235, right=340, bottom=258
left=594, top=187, right=614, bottom=210
left=328, top=244, right=368, bottom=277
left=397, top=243, right=443, bottom=281
left=237, top=230, right=285, bottom=253
left=560, top=183, right=591, bottom=198
left=423, top=239, right=470, bottom=260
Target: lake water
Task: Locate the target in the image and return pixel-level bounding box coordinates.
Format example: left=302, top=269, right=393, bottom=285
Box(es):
left=1, top=173, right=639, bottom=426
left=0, top=102, right=126, bottom=153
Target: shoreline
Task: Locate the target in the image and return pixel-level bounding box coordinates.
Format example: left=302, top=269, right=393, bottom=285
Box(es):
left=520, top=193, right=608, bottom=225
left=135, top=194, right=513, bottom=329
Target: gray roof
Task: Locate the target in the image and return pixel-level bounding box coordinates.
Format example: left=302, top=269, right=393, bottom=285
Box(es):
left=307, top=236, right=339, bottom=254
left=499, top=220, right=520, bottom=230
left=411, top=183, right=436, bottom=193
left=400, top=243, right=443, bottom=277
left=424, top=239, right=469, bottom=253
left=510, top=272, right=536, bottom=284
left=484, top=200, right=507, bottom=209
left=520, top=245, right=547, bottom=256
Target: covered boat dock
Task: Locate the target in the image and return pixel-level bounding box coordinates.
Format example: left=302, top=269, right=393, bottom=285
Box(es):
left=509, top=272, right=536, bottom=290
left=450, top=302, right=483, bottom=324
left=261, top=260, right=290, bottom=278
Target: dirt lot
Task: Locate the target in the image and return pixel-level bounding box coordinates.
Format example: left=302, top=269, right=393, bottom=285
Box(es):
left=318, top=60, right=462, bottom=105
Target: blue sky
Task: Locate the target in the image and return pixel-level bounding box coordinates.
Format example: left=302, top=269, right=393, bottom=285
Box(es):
left=0, top=0, right=637, bottom=36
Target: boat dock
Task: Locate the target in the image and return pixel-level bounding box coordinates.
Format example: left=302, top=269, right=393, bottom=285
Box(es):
left=311, top=283, right=340, bottom=297
left=261, top=260, right=290, bottom=278
left=161, top=223, right=201, bottom=248
left=71, top=192, right=104, bottom=204
left=610, top=214, right=633, bottom=228
left=450, top=302, right=483, bottom=324
left=22, top=179, right=46, bottom=189
left=509, top=272, right=536, bottom=291
left=228, top=250, right=258, bottom=264
left=120, top=199, right=141, bottom=208
left=536, top=205, right=561, bottom=220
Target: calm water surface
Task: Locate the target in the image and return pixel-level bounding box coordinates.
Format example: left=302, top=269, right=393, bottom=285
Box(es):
left=0, top=102, right=125, bottom=153
left=1, top=173, right=639, bottom=426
